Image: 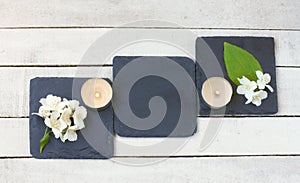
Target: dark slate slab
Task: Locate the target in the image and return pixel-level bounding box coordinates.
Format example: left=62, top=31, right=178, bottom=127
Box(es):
left=30, top=77, right=114, bottom=159
left=196, top=37, right=278, bottom=116
left=113, top=56, right=197, bottom=137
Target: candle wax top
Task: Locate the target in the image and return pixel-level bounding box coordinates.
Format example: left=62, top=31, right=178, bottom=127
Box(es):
left=201, top=77, right=233, bottom=108
left=81, top=78, right=113, bottom=109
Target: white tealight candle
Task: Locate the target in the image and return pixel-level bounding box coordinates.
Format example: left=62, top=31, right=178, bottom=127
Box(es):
left=81, top=78, right=113, bottom=109
left=201, top=77, right=233, bottom=108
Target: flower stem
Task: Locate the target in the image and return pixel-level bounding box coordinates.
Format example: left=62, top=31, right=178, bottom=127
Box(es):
left=39, top=127, right=52, bottom=153
left=44, top=127, right=49, bottom=135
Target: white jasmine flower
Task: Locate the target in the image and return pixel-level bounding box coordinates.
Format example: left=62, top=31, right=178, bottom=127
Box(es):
left=33, top=94, right=87, bottom=145
left=39, top=94, right=62, bottom=110
left=73, top=106, right=87, bottom=129
left=32, top=106, right=51, bottom=118
left=69, top=100, right=79, bottom=111
left=245, top=90, right=268, bottom=106
left=59, top=108, right=73, bottom=126
left=236, top=76, right=257, bottom=99
left=256, top=71, right=274, bottom=92
left=44, top=111, right=67, bottom=139
left=57, top=98, right=70, bottom=111
left=61, top=125, right=79, bottom=142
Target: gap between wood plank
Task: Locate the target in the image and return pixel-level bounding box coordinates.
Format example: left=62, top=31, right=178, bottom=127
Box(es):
left=0, top=26, right=299, bottom=31
left=1, top=154, right=300, bottom=159
left=0, top=65, right=113, bottom=68
left=3, top=115, right=300, bottom=119
left=0, top=65, right=299, bottom=68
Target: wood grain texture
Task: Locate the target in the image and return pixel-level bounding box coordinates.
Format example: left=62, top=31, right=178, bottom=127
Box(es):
left=0, top=29, right=299, bottom=66
left=0, top=67, right=298, bottom=117
left=1, top=117, right=299, bottom=157
left=0, top=0, right=299, bottom=29
left=0, top=157, right=299, bottom=182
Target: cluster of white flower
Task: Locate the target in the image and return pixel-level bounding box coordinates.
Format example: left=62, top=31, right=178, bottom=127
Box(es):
left=237, top=71, right=274, bottom=106
left=33, top=94, right=87, bottom=142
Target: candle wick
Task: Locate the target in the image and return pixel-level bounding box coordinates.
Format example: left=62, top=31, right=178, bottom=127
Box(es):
left=215, top=90, right=220, bottom=96
left=95, top=92, right=101, bottom=98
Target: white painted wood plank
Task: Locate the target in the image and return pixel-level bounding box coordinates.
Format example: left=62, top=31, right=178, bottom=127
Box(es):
left=0, top=0, right=299, bottom=29
left=1, top=117, right=299, bottom=157
left=116, top=117, right=300, bottom=156
left=0, top=157, right=299, bottom=182
left=0, top=67, right=298, bottom=117
left=0, top=29, right=299, bottom=66
left=0, top=118, right=29, bottom=157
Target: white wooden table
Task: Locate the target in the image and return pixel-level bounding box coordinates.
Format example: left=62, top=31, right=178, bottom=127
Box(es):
left=0, top=0, right=300, bottom=182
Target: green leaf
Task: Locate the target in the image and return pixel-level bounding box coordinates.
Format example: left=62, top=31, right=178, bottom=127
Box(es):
left=224, top=42, right=263, bottom=85
left=39, top=128, right=52, bottom=153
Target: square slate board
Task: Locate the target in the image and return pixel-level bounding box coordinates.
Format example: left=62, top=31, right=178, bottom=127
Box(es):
left=30, top=77, right=114, bottom=159
left=113, top=56, right=197, bottom=137
left=196, top=37, right=278, bottom=116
